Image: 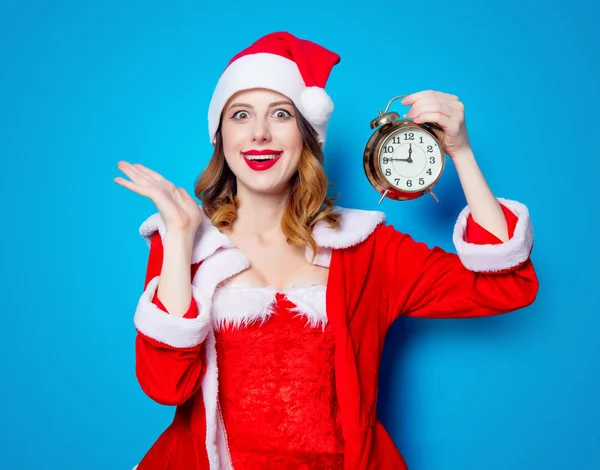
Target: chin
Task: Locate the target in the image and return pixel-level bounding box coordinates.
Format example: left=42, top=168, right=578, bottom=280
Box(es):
left=239, top=177, right=292, bottom=196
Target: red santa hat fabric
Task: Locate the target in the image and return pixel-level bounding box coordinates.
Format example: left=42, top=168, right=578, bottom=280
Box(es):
left=208, top=31, right=341, bottom=146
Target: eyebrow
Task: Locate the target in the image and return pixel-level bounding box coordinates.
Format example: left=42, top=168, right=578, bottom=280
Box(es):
left=227, top=100, right=294, bottom=110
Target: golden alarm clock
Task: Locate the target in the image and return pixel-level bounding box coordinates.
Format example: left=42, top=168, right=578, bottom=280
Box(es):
left=363, top=95, right=446, bottom=203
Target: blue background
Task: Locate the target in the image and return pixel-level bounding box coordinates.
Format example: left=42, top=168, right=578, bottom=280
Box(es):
left=1, top=0, right=598, bottom=469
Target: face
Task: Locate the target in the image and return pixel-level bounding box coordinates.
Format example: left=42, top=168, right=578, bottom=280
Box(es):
left=220, top=88, right=304, bottom=196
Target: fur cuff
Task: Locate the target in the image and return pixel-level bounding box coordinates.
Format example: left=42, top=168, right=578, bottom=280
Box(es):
left=133, top=276, right=211, bottom=348
left=453, top=197, right=534, bottom=272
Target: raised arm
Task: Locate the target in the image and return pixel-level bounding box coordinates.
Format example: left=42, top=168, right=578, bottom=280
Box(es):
left=114, top=160, right=209, bottom=406
left=379, top=198, right=538, bottom=327
left=134, top=231, right=208, bottom=406
left=379, top=91, right=539, bottom=323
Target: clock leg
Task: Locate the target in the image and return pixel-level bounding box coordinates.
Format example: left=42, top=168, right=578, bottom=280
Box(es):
left=378, top=189, right=390, bottom=204
left=428, top=188, right=440, bottom=203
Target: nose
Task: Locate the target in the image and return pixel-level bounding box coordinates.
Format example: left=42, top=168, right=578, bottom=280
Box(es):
left=251, top=116, right=272, bottom=143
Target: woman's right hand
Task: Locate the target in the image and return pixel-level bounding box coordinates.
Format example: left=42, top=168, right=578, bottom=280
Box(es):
left=114, top=161, right=202, bottom=237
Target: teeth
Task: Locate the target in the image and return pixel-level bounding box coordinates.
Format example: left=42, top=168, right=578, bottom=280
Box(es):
left=244, top=153, right=281, bottom=161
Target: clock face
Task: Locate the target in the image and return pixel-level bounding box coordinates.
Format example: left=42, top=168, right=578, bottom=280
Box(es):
left=377, top=127, right=444, bottom=192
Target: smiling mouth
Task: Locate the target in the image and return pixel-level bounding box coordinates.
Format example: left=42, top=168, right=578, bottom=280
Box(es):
left=242, top=152, right=283, bottom=162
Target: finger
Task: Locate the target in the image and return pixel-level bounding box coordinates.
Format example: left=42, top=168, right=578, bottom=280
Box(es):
left=401, top=90, right=435, bottom=106
left=178, top=188, right=202, bottom=220
left=402, top=90, right=459, bottom=106
left=450, top=99, right=465, bottom=114
left=132, top=163, right=165, bottom=181
left=406, top=100, right=454, bottom=120
left=117, top=161, right=146, bottom=179
left=117, top=162, right=153, bottom=185
left=177, top=187, right=198, bottom=205
left=412, top=112, right=453, bottom=130
left=177, top=187, right=194, bottom=198
left=114, top=177, right=153, bottom=197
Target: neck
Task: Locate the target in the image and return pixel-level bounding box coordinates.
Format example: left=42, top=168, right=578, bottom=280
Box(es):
left=232, top=184, right=290, bottom=240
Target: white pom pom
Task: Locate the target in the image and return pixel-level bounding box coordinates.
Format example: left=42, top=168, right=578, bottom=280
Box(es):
left=298, top=87, right=334, bottom=126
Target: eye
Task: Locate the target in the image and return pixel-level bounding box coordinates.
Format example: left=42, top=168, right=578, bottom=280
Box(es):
left=272, top=108, right=293, bottom=119
left=231, top=110, right=250, bottom=119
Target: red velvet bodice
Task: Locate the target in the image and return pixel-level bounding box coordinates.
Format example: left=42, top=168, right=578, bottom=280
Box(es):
left=214, top=288, right=345, bottom=469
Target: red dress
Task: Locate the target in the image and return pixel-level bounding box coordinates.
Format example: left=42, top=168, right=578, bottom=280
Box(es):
left=132, top=201, right=538, bottom=470
left=212, top=284, right=345, bottom=469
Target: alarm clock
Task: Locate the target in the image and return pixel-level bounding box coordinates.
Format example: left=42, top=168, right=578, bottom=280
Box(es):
left=363, top=95, right=446, bottom=203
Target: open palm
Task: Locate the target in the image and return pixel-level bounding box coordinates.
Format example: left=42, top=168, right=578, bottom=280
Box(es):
left=114, top=161, right=202, bottom=235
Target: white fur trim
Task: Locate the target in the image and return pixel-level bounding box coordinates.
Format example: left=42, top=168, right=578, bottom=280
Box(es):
left=298, top=86, right=334, bottom=126
left=133, top=277, right=211, bottom=348
left=207, top=53, right=330, bottom=145
left=194, top=248, right=250, bottom=302
left=212, top=284, right=278, bottom=331
left=311, top=206, right=386, bottom=249
left=286, top=284, right=328, bottom=330
left=139, top=205, right=385, bottom=267
left=192, top=247, right=249, bottom=470
left=138, top=212, right=163, bottom=245
left=216, top=400, right=233, bottom=470
left=139, top=208, right=235, bottom=267
left=306, top=245, right=333, bottom=268
left=201, top=329, right=221, bottom=469
left=453, top=197, right=534, bottom=272
left=211, top=284, right=327, bottom=331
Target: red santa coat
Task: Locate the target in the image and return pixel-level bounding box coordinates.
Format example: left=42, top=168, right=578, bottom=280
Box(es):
left=132, top=198, right=538, bottom=470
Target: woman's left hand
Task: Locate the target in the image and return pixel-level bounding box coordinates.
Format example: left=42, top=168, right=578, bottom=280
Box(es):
left=401, top=90, right=472, bottom=161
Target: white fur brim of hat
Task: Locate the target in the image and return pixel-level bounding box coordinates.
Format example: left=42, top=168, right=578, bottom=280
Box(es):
left=207, top=53, right=334, bottom=146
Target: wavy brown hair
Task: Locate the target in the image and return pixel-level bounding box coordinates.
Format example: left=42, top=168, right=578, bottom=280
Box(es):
left=194, top=106, right=340, bottom=261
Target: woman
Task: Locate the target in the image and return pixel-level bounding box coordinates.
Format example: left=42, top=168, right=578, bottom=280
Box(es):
left=115, top=32, right=538, bottom=470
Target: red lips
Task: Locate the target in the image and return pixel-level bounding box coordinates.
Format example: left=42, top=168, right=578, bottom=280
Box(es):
left=242, top=149, right=282, bottom=155
left=242, top=149, right=283, bottom=171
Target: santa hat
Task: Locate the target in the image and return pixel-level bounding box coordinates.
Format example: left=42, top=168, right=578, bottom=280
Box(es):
left=208, top=31, right=341, bottom=146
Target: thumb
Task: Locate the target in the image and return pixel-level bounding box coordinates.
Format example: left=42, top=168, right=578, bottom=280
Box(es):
left=177, top=187, right=194, bottom=199
left=177, top=187, right=202, bottom=219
